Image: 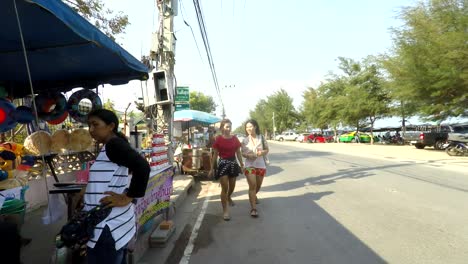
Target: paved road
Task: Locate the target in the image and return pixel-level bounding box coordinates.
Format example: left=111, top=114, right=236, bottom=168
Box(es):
left=155, top=141, right=467, bottom=264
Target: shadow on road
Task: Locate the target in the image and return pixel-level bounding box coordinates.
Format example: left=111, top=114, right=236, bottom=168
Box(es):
left=182, top=190, right=387, bottom=264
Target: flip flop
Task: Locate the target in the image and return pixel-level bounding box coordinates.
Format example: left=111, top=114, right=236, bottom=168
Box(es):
left=223, top=214, right=231, bottom=221
left=250, top=209, right=258, bottom=218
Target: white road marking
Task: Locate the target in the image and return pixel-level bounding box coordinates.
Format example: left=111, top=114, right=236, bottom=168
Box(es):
left=179, top=183, right=215, bottom=264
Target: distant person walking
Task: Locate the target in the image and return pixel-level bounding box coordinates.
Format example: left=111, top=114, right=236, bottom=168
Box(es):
left=209, top=119, right=244, bottom=221
left=241, top=119, right=269, bottom=217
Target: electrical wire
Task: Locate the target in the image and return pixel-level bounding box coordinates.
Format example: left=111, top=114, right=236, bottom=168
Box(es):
left=180, top=0, right=204, bottom=62
left=192, top=0, right=225, bottom=115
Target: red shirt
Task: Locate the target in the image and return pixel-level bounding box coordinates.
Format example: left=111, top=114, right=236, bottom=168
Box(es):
left=212, top=135, right=241, bottom=159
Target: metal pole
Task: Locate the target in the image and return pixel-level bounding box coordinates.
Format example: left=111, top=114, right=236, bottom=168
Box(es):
left=272, top=112, right=276, bottom=139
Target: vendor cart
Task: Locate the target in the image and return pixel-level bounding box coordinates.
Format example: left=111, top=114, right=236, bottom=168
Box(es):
left=173, top=110, right=221, bottom=177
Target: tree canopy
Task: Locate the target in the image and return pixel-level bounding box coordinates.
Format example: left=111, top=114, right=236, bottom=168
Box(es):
left=382, top=0, right=468, bottom=121
left=189, top=91, right=217, bottom=114
left=64, top=0, right=130, bottom=41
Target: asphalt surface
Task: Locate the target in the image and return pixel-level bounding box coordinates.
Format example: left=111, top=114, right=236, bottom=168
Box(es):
left=148, top=141, right=468, bottom=264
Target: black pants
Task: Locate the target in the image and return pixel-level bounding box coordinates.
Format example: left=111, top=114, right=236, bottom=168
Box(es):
left=87, top=226, right=127, bottom=264
left=0, top=221, right=21, bottom=264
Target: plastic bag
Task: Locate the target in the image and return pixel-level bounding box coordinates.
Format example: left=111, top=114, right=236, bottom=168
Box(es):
left=42, top=193, right=66, bottom=225
left=76, top=161, right=93, bottom=183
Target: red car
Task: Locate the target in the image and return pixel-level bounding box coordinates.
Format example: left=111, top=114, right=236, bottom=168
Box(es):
left=306, top=133, right=334, bottom=143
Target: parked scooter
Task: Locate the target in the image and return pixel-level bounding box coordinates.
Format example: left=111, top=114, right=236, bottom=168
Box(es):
left=445, top=141, right=468, bottom=156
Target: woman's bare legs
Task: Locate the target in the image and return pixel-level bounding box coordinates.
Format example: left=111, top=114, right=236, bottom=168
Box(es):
left=245, top=173, right=258, bottom=216
left=255, top=175, right=264, bottom=204
left=219, top=176, right=230, bottom=219
left=227, top=177, right=236, bottom=206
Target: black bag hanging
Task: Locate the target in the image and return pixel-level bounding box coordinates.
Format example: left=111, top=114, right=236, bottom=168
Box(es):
left=55, top=203, right=111, bottom=250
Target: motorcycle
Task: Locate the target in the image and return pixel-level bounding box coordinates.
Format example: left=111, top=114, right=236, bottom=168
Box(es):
left=445, top=141, right=468, bottom=156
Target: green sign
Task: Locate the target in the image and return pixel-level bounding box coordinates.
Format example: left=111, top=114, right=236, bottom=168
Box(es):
left=175, top=103, right=190, bottom=111
left=175, top=87, right=189, bottom=102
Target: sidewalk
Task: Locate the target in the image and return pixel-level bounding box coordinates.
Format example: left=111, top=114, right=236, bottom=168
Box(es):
left=19, top=173, right=195, bottom=264
left=275, top=141, right=468, bottom=172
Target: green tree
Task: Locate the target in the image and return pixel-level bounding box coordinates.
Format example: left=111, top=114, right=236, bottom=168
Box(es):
left=265, top=89, right=299, bottom=133
left=300, top=87, right=318, bottom=128
left=103, top=98, right=116, bottom=112
left=189, top=91, right=217, bottom=113
left=383, top=0, right=468, bottom=121
left=64, top=0, right=130, bottom=41
left=249, top=99, right=272, bottom=136
left=353, top=57, right=391, bottom=142
left=312, top=78, right=346, bottom=139
left=335, top=57, right=390, bottom=135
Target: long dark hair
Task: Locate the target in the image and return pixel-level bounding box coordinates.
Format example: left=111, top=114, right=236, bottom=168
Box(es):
left=244, top=119, right=260, bottom=135
left=87, top=108, right=128, bottom=141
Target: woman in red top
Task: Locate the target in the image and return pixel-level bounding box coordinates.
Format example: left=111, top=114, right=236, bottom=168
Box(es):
left=209, top=119, right=244, bottom=221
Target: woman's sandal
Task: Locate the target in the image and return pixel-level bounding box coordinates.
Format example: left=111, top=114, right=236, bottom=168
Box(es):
left=223, top=214, right=231, bottom=221
left=250, top=208, right=258, bottom=218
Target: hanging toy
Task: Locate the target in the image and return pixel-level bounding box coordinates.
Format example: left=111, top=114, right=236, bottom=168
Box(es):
left=47, top=111, right=68, bottom=125
left=0, top=98, right=18, bottom=133
left=14, top=106, right=35, bottom=124
left=17, top=155, right=35, bottom=171
left=35, top=92, right=68, bottom=123
left=0, top=170, right=8, bottom=181
left=0, top=149, right=16, bottom=179
left=67, top=89, right=102, bottom=123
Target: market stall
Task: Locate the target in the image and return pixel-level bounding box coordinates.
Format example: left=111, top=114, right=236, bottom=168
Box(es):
left=173, top=110, right=221, bottom=176
left=0, top=0, right=169, bottom=262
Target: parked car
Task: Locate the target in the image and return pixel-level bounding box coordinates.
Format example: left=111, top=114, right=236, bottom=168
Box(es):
left=296, top=133, right=310, bottom=143
left=339, top=131, right=371, bottom=143
left=275, top=131, right=299, bottom=141
left=307, top=132, right=334, bottom=143
left=447, top=123, right=468, bottom=143
left=403, top=124, right=461, bottom=149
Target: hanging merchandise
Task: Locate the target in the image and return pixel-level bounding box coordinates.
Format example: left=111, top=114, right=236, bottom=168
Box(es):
left=67, top=89, right=102, bottom=123
left=67, top=128, right=93, bottom=152
left=35, top=92, right=68, bottom=123
left=23, top=131, right=52, bottom=156
left=13, top=106, right=34, bottom=124
left=50, top=130, right=70, bottom=154
left=0, top=98, right=18, bottom=133
left=23, top=96, right=51, bottom=134
left=47, top=111, right=68, bottom=125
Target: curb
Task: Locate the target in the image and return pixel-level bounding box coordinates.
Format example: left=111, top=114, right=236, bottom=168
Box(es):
left=170, top=174, right=195, bottom=211
left=130, top=174, right=195, bottom=262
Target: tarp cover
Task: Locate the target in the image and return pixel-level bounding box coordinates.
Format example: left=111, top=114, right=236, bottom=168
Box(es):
left=0, top=0, right=149, bottom=98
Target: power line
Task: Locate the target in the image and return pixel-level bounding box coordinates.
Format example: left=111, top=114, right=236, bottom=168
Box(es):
left=180, top=0, right=204, bottom=62
left=192, top=0, right=224, bottom=116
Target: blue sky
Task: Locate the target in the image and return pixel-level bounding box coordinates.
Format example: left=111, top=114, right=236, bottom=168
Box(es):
left=102, top=0, right=422, bottom=128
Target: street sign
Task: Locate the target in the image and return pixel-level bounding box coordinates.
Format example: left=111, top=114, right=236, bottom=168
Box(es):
left=175, top=103, right=190, bottom=111
left=175, top=86, right=189, bottom=102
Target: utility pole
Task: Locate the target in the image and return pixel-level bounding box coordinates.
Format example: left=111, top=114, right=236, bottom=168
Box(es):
left=221, top=84, right=234, bottom=119
left=272, top=112, right=276, bottom=139
left=151, top=0, right=178, bottom=161
left=123, top=102, right=132, bottom=137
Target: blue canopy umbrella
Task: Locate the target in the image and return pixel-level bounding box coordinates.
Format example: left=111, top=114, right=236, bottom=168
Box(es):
left=174, top=110, right=221, bottom=144
left=0, top=0, right=149, bottom=98
left=174, top=110, right=222, bottom=128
